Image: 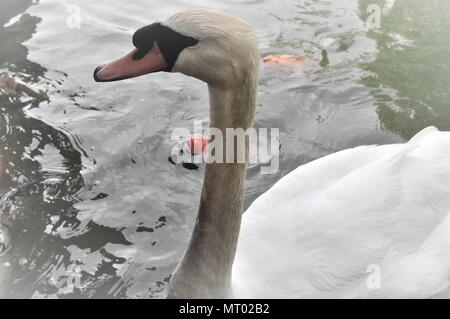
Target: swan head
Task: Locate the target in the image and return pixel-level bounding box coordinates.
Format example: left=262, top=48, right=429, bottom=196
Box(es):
left=94, top=9, right=260, bottom=88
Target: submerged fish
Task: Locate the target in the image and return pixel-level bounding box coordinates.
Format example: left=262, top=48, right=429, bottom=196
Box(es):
left=263, top=54, right=310, bottom=64
left=262, top=51, right=330, bottom=68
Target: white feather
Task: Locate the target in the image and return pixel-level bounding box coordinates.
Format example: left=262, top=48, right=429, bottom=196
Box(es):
left=233, top=127, right=450, bottom=298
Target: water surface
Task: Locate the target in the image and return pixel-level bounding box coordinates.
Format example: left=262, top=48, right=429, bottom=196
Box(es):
left=0, top=0, right=449, bottom=298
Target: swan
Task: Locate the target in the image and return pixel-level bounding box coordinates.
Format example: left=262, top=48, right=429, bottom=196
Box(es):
left=94, top=9, right=450, bottom=298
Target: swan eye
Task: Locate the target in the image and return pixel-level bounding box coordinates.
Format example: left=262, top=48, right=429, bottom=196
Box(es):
left=132, top=22, right=199, bottom=70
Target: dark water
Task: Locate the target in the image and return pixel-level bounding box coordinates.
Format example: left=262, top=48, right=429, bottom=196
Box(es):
left=0, top=0, right=449, bottom=298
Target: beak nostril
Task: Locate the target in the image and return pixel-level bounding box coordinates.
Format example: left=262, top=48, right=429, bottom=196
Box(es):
left=133, top=47, right=151, bottom=60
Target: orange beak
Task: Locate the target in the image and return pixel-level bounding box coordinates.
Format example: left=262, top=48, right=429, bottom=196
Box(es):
left=94, top=42, right=168, bottom=82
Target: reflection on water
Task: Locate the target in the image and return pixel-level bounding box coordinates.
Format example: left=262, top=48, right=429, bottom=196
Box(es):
left=0, top=0, right=449, bottom=298
left=360, top=0, right=450, bottom=139
left=0, top=0, right=130, bottom=298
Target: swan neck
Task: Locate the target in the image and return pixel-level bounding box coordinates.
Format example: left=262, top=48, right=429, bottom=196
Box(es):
left=168, top=79, right=258, bottom=298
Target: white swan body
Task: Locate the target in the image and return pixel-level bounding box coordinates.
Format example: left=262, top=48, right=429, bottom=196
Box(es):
left=234, top=126, right=450, bottom=298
